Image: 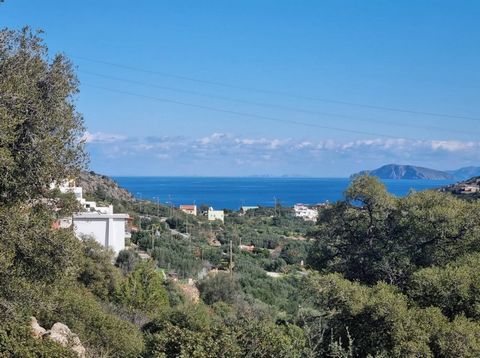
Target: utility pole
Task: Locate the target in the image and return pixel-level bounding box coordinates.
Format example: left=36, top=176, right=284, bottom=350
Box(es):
left=229, top=238, right=234, bottom=276
left=151, top=226, right=154, bottom=252
left=186, top=214, right=191, bottom=251
left=137, top=192, right=143, bottom=213
left=234, top=224, right=240, bottom=247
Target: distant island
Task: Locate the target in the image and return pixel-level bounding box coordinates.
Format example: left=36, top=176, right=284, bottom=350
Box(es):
left=351, top=164, right=480, bottom=180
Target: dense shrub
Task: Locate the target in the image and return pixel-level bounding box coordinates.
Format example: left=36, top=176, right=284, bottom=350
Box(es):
left=77, top=237, right=121, bottom=300
left=116, top=261, right=169, bottom=313
left=115, top=249, right=141, bottom=275
left=198, top=273, right=241, bottom=305
left=0, top=320, right=76, bottom=358
left=38, top=286, right=144, bottom=357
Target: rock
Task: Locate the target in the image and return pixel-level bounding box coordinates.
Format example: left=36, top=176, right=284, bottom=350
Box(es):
left=30, top=317, right=46, bottom=339
left=30, top=317, right=86, bottom=358
left=77, top=171, right=133, bottom=203
left=47, top=322, right=86, bottom=358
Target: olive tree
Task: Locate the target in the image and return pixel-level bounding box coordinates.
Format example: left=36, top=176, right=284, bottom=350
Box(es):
left=0, top=27, right=86, bottom=205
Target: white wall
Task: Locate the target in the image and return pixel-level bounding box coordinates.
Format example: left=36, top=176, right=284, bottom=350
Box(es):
left=208, top=210, right=224, bottom=222
left=73, top=214, right=127, bottom=254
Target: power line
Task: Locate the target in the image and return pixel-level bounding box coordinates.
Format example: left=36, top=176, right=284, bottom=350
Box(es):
left=72, top=55, right=480, bottom=121
left=82, top=83, right=454, bottom=142
left=80, top=70, right=478, bottom=136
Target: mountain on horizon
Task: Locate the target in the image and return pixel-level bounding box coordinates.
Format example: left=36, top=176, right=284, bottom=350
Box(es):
left=446, top=166, right=480, bottom=181
left=351, top=164, right=455, bottom=180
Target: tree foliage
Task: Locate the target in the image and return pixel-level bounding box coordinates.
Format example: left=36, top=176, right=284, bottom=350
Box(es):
left=308, top=175, right=480, bottom=285
left=116, top=261, right=169, bottom=313
left=0, top=27, right=86, bottom=205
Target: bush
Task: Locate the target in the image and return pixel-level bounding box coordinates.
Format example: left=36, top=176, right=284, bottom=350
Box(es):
left=77, top=238, right=121, bottom=300
left=0, top=320, right=76, bottom=358
left=115, top=249, right=141, bottom=275
left=116, top=261, right=169, bottom=313
left=409, top=253, right=480, bottom=320
left=38, top=285, right=144, bottom=357
left=198, top=273, right=241, bottom=305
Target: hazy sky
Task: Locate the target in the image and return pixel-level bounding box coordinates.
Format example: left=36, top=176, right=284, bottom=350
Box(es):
left=2, top=1, right=480, bottom=176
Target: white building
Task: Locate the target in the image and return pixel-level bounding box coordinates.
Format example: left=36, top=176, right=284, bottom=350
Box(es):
left=52, top=179, right=129, bottom=254
left=207, top=207, right=224, bottom=222
left=51, top=179, right=83, bottom=199
left=293, top=204, right=318, bottom=222
left=240, top=206, right=259, bottom=214
left=73, top=212, right=129, bottom=254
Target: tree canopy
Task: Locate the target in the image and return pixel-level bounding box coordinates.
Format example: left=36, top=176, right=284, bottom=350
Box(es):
left=0, top=27, right=86, bottom=205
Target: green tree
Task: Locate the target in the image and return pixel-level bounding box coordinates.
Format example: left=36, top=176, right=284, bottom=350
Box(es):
left=0, top=203, right=82, bottom=307
left=308, top=175, right=480, bottom=286
left=409, top=253, right=480, bottom=320
left=301, top=273, right=443, bottom=357
left=116, top=261, right=169, bottom=313
left=116, top=249, right=141, bottom=275
left=0, top=27, right=86, bottom=205
left=77, top=237, right=121, bottom=300
left=198, top=273, right=241, bottom=305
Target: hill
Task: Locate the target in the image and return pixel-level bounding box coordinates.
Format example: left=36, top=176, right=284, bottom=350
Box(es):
left=439, top=176, right=480, bottom=200
left=446, top=166, right=480, bottom=180
left=76, top=171, right=134, bottom=203
left=351, top=164, right=454, bottom=180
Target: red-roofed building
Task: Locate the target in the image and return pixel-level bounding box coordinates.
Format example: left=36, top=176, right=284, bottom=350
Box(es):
left=180, top=204, right=197, bottom=216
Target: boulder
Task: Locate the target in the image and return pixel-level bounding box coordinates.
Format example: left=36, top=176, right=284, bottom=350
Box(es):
left=30, top=317, right=86, bottom=358
left=47, top=322, right=86, bottom=358
left=30, top=317, right=46, bottom=339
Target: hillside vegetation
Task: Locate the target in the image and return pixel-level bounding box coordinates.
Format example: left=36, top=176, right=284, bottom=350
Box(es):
left=2, top=28, right=480, bottom=357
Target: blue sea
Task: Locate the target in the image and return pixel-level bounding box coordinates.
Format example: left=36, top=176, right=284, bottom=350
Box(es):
left=113, top=177, right=455, bottom=210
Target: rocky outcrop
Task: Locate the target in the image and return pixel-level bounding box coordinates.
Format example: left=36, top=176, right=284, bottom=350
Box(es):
left=77, top=171, right=133, bottom=202
left=30, top=317, right=86, bottom=358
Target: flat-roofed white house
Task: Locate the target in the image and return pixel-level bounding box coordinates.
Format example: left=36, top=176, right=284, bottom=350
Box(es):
left=52, top=178, right=130, bottom=254
left=73, top=212, right=129, bottom=254
left=207, top=207, right=224, bottom=222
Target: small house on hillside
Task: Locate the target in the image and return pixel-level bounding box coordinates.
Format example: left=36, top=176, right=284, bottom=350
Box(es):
left=207, top=207, right=224, bottom=222
left=52, top=179, right=130, bottom=254
left=180, top=204, right=197, bottom=216
left=293, top=203, right=318, bottom=222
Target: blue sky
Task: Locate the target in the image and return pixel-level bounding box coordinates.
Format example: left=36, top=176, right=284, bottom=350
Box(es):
left=2, top=0, right=480, bottom=176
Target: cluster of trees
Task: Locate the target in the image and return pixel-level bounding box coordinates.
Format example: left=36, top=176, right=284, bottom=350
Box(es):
left=308, top=175, right=480, bottom=286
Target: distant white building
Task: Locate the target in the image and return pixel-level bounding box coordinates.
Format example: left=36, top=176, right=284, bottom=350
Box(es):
left=51, top=179, right=82, bottom=199
left=293, top=204, right=318, bottom=222
left=52, top=179, right=129, bottom=254
left=240, top=206, right=259, bottom=214
left=208, top=207, right=224, bottom=222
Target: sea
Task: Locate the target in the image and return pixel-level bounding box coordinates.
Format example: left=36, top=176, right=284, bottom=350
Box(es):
left=113, top=177, right=455, bottom=210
